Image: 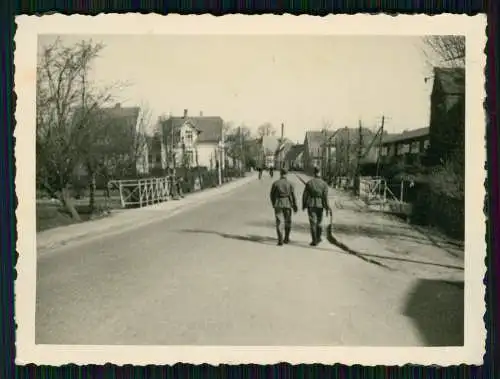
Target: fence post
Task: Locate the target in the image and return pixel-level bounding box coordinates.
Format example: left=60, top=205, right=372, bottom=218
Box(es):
left=383, top=181, right=387, bottom=204
left=139, top=180, right=143, bottom=207
left=118, top=182, right=125, bottom=208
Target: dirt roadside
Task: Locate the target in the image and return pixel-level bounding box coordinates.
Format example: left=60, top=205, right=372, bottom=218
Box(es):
left=294, top=173, right=464, bottom=281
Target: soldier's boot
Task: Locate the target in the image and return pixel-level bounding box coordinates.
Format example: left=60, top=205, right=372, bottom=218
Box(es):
left=283, top=226, right=291, bottom=244
left=309, top=224, right=318, bottom=246
left=276, top=226, right=284, bottom=246
left=317, top=225, right=323, bottom=244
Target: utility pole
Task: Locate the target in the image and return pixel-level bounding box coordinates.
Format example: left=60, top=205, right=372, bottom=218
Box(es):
left=280, top=122, right=285, bottom=169
left=170, top=120, right=179, bottom=199
left=357, top=119, right=363, bottom=166
left=218, top=127, right=225, bottom=186
left=375, top=115, right=385, bottom=177
left=321, top=123, right=330, bottom=178
left=334, top=137, right=340, bottom=187
left=355, top=120, right=363, bottom=194
left=239, top=125, right=244, bottom=176
left=345, top=126, right=350, bottom=179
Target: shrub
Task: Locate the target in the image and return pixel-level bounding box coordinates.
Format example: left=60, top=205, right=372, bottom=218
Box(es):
left=410, top=160, right=464, bottom=240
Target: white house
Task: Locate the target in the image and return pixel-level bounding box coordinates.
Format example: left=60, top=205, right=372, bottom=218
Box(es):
left=260, top=135, right=280, bottom=169
left=159, top=109, right=225, bottom=170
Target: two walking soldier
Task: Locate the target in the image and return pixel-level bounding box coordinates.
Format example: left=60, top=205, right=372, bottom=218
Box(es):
left=302, top=167, right=332, bottom=246
left=270, top=168, right=298, bottom=246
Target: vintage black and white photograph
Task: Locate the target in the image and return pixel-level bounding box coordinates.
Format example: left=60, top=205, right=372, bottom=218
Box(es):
left=15, top=14, right=486, bottom=365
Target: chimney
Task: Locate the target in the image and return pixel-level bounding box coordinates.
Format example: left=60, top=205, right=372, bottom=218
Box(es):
left=199, top=111, right=203, bottom=117
left=281, top=123, right=284, bottom=141
left=115, top=103, right=121, bottom=108
left=183, top=109, right=188, bottom=118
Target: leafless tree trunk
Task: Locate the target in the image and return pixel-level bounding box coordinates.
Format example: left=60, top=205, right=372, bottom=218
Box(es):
left=36, top=38, right=119, bottom=220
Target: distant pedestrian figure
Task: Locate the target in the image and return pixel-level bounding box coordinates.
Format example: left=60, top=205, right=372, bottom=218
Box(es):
left=269, top=167, right=274, bottom=178
left=168, top=175, right=180, bottom=200
left=270, top=168, right=298, bottom=246
left=302, top=167, right=332, bottom=246
left=176, top=176, right=185, bottom=198
left=258, top=166, right=263, bottom=180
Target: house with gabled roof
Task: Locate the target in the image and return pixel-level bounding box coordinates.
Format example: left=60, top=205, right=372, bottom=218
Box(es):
left=274, top=139, right=294, bottom=169
left=303, top=130, right=335, bottom=174
left=71, top=103, right=149, bottom=177
left=283, top=144, right=304, bottom=170
left=378, top=126, right=430, bottom=166
left=159, top=109, right=224, bottom=170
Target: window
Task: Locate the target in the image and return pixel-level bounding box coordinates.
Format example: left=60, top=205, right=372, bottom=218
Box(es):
left=380, top=146, right=388, bottom=156
left=395, top=144, right=401, bottom=156
left=184, top=130, right=193, bottom=144
left=423, top=139, right=430, bottom=149
left=411, top=141, right=420, bottom=154
left=185, top=150, right=194, bottom=164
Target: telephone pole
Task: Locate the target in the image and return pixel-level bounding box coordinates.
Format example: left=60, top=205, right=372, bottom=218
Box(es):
left=322, top=128, right=327, bottom=177
left=355, top=120, right=363, bottom=194
left=345, top=126, right=350, bottom=178
left=167, top=119, right=179, bottom=200
left=280, top=123, right=285, bottom=169
left=171, top=121, right=176, bottom=176
left=357, top=119, right=363, bottom=166
left=239, top=125, right=244, bottom=176
left=375, top=115, right=385, bottom=177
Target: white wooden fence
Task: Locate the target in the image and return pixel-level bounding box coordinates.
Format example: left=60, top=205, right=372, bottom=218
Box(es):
left=358, top=176, right=412, bottom=216
left=108, top=177, right=171, bottom=208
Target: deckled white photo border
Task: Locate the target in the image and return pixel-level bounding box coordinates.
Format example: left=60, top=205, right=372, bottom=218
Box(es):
left=14, top=13, right=487, bottom=366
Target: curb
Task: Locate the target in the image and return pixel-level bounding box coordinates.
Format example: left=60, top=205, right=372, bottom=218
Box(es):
left=37, top=174, right=257, bottom=253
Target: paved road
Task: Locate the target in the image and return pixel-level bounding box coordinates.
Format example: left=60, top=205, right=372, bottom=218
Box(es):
left=36, top=173, right=464, bottom=346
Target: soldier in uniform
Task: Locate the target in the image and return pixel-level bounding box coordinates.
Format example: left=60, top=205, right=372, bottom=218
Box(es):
left=270, top=168, right=298, bottom=246
left=302, top=167, right=332, bottom=246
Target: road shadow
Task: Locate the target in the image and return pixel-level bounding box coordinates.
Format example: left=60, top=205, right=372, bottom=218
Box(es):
left=411, top=224, right=464, bottom=258
left=249, top=219, right=428, bottom=244
left=247, top=220, right=464, bottom=271
left=179, top=228, right=355, bottom=254
left=179, top=229, right=278, bottom=246
left=403, top=279, right=464, bottom=346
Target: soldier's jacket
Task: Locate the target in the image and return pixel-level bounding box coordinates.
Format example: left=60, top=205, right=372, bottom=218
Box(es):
left=270, top=178, right=298, bottom=209
left=302, top=177, right=330, bottom=209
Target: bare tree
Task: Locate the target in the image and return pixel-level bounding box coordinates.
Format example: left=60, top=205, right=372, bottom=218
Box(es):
left=257, top=122, right=276, bottom=138
left=422, top=35, right=465, bottom=68
left=223, top=121, right=234, bottom=136
left=36, top=38, right=119, bottom=220
left=97, top=104, right=152, bottom=180
left=225, top=125, right=253, bottom=170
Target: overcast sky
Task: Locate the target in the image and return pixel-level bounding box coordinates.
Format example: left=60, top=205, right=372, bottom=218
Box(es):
left=39, top=34, right=436, bottom=143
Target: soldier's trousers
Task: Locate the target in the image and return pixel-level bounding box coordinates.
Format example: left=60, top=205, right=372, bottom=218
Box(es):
left=274, top=208, right=292, bottom=243
left=307, top=207, right=324, bottom=243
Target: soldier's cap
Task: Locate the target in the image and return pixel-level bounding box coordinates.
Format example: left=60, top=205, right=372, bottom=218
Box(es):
left=280, top=168, right=288, bottom=176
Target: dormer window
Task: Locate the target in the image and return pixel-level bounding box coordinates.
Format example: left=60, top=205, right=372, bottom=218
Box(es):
left=184, top=130, right=193, bottom=144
